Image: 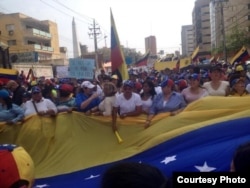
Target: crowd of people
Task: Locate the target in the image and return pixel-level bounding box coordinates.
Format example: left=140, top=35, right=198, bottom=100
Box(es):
left=0, top=61, right=250, bottom=130
left=0, top=62, right=250, bottom=187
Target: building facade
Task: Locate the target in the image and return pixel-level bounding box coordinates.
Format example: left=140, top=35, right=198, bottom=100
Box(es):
left=0, top=13, right=61, bottom=63
left=192, top=0, right=211, bottom=58
left=145, top=36, right=157, bottom=56
left=181, top=25, right=195, bottom=57
left=210, top=0, right=250, bottom=51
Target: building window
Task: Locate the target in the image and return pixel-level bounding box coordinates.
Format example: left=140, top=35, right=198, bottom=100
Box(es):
left=7, top=40, right=16, bottom=46
left=248, top=4, right=250, bottom=9
left=6, top=24, right=15, bottom=31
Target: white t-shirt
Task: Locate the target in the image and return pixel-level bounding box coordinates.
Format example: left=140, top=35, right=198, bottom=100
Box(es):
left=98, top=96, right=116, bottom=116
left=181, top=87, right=208, bottom=104
left=141, top=97, right=153, bottom=113
left=23, top=98, right=58, bottom=116
left=203, top=81, right=229, bottom=96
left=114, top=92, right=142, bottom=115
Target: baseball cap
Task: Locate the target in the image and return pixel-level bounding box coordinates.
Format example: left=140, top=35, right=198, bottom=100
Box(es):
left=111, top=75, right=118, bottom=80
left=160, top=78, right=174, bottom=88
left=0, top=89, right=10, bottom=99
left=31, top=86, right=41, bottom=94
left=0, top=144, right=35, bottom=188
left=210, top=65, right=222, bottom=73
left=236, top=65, right=244, bottom=72
left=123, top=80, right=135, bottom=88
left=231, top=77, right=245, bottom=87
left=189, top=73, right=200, bottom=80
left=59, top=84, right=73, bottom=93
left=81, top=81, right=95, bottom=89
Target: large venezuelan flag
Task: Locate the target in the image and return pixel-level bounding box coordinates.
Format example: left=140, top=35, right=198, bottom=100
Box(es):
left=0, top=96, right=250, bottom=187
left=110, top=9, right=128, bottom=81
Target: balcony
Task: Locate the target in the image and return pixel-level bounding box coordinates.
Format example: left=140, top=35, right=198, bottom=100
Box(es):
left=26, top=28, right=51, bottom=39
left=33, top=44, right=54, bottom=52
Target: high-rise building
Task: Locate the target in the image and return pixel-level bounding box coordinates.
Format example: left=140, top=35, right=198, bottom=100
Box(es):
left=181, top=25, right=195, bottom=57
left=210, top=0, right=250, bottom=50
left=192, top=0, right=211, bottom=57
left=72, top=17, right=80, bottom=58
left=0, top=13, right=61, bottom=63
left=145, top=36, right=157, bottom=56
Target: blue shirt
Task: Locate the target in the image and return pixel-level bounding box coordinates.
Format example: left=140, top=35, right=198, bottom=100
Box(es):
left=0, top=104, right=24, bottom=123
left=149, top=91, right=187, bottom=115
left=75, top=93, right=100, bottom=112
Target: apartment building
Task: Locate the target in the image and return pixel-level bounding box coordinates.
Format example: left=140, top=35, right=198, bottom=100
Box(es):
left=210, top=0, right=250, bottom=49
left=192, top=0, right=211, bottom=58
left=145, top=36, right=157, bottom=56
left=181, top=25, right=195, bottom=57
left=0, top=13, right=61, bottom=63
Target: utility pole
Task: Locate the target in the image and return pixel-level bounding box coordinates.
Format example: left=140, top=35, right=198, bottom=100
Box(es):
left=88, top=19, right=101, bottom=70
left=104, top=35, right=107, bottom=48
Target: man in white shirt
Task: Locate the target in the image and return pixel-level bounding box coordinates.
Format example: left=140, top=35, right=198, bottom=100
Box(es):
left=23, top=86, right=58, bottom=117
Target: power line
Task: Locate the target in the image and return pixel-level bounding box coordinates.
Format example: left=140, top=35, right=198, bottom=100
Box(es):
left=40, top=0, right=91, bottom=25
left=51, top=0, right=93, bottom=22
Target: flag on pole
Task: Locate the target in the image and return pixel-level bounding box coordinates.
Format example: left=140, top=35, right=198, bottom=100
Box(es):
left=230, top=46, right=250, bottom=65
left=135, top=51, right=150, bottom=67
left=110, top=9, right=128, bottom=81
left=191, top=46, right=199, bottom=63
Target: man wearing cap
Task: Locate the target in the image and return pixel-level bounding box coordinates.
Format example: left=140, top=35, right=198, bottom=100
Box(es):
left=22, top=86, right=58, bottom=116
left=75, top=81, right=101, bottom=113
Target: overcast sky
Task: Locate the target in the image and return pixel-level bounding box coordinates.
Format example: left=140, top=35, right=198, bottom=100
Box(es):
left=0, top=0, right=196, bottom=58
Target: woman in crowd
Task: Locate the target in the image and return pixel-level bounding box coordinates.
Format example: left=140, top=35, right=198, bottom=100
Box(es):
left=75, top=80, right=101, bottom=113
left=203, top=66, right=230, bottom=96
left=0, top=89, right=25, bottom=124
left=112, top=80, right=142, bottom=132
left=140, top=80, right=157, bottom=114
left=181, top=73, right=208, bottom=104
left=144, top=78, right=187, bottom=129
left=94, top=82, right=117, bottom=116
left=228, top=77, right=249, bottom=96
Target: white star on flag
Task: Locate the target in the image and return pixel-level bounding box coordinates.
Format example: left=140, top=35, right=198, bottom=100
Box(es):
left=195, top=161, right=216, bottom=172
left=161, top=155, right=176, bottom=165
left=84, top=174, right=100, bottom=180
left=34, top=184, right=50, bottom=188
